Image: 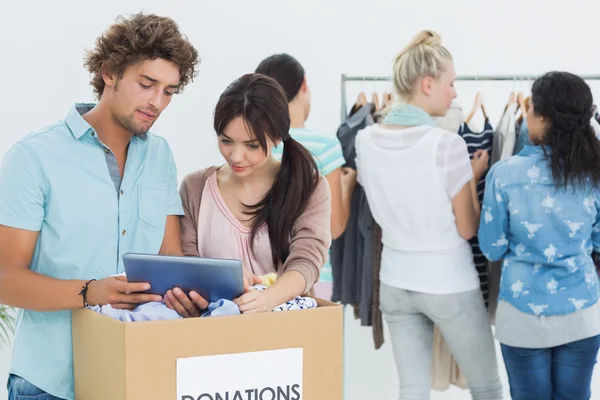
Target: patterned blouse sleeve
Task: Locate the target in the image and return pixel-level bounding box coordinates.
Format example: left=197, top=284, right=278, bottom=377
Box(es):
left=478, top=164, right=510, bottom=261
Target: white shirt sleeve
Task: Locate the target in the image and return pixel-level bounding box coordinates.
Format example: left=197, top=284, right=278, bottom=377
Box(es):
left=438, top=134, right=473, bottom=199
left=591, top=117, right=600, bottom=140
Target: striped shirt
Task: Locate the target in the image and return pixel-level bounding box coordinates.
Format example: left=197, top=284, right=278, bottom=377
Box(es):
left=272, top=128, right=345, bottom=176
left=458, top=119, right=495, bottom=306
left=458, top=119, right=494, bottom=198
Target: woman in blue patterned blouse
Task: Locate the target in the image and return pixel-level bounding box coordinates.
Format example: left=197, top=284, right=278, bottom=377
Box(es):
left=479, top=71, right=600, bottom=400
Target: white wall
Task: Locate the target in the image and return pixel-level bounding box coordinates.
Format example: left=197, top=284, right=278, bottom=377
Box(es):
left=1, top=0, right=600, bottom=399
left=0, top=345, right=7, bottom=400
left=0, top=310, right=14, bottom=400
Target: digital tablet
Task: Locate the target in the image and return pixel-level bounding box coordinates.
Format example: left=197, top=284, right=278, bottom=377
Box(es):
left=122, top=253, right=244, bottom=302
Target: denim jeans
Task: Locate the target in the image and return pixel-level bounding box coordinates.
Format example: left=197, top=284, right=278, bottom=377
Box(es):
left=380, top=284, right=503, bottom=399
left=501, top=335, right=600, bottom=400
left=7, top=374, right=65, bottom=400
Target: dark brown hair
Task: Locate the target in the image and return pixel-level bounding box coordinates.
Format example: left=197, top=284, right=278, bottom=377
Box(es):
left=214, top=73, right=319, bottom=266
left=255, top=53, right=305, bottom=102
left=532, top=71, right=600, bottom=188
left=84, top=12, right=200, bottom=99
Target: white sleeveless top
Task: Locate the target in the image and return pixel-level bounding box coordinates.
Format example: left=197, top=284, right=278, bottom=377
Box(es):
left=356, top=124, right=480, bottom=294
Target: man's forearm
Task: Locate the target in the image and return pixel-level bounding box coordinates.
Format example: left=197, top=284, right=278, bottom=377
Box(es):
left=0, top=268, right=86, bottom=311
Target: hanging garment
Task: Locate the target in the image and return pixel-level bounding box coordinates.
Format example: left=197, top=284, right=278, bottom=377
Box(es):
left=330, top=187, right=364, bottom=305
left=458, top=119, right=495, bottom=307
left=338, top=103, right=374, bottom=170
left=331, top=103, right=384, bottom=346
left=371, top=222, right=384, bottom=349
left=331, top=103, right=374, bottom=307
left=513, top=119, right=530, bottom=155
left=491, top=103, right=518, bottom=164
left=592, top=117, right=600, bottom=139
left=433, top=100, right=464, bottom=133
left=458, top=119, right=494, bottom=198
left=487, top=104, right=517, bottom=320
left=431, top=326, right=468, bottom=391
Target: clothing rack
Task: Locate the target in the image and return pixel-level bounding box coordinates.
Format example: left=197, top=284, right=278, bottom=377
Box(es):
left=338, top=72, right=600, bottom=398
left=340, top=74, right=600, bottom=122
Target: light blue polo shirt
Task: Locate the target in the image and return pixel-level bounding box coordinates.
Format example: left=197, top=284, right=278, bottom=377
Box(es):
left=0, top=104, right=184, bottom=399
left=272, top=128, right=345, bottom=176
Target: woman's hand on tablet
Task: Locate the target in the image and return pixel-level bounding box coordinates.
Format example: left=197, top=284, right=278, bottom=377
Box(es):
left=164, top=287, right=208, bottom=318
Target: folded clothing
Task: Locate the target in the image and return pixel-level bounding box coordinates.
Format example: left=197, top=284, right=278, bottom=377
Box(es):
left=260, top=273, right=278, bottom=287
left=201, top=299, right=240, bottom=317
left=88, top=301, right=182, bottom=322
left=273, top=297, right=318, bottom=312
left=251, top=284, right=318, bottom=311
left=89, top=281, right=317, bottom=321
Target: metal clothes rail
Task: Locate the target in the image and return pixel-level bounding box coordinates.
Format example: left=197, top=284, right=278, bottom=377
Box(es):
left=340, top=74, right=600, bottom=122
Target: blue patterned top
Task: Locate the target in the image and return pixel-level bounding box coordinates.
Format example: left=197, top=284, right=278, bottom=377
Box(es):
left=479, top=145, right=600, bottom=316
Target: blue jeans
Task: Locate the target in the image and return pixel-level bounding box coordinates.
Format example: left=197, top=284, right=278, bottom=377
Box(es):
left=7, top=374, right=65, bottom=400
left=501, top=335, right=600, bottom=400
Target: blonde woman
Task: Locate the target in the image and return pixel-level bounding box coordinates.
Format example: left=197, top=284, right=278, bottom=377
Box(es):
left=355, top=31, right=503, bottom=399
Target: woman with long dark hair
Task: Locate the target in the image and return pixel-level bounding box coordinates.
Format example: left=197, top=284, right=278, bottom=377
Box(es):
left=480, top=71, right=600, bottom=399
left=168, top=73, right=331, bottom=315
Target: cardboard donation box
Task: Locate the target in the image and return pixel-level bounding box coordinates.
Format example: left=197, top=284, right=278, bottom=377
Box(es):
left=72, top=298, right=343, bottom=400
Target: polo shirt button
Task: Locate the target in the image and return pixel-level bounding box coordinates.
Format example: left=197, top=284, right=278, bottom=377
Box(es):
left=120, top=189, right=124, bottom=195
left=122, top=230, right=126, bottom=236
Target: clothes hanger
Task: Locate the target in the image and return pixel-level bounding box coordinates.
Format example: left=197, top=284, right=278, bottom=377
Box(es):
left=518, top=78, right=529, bottom=117
left=369, top=82, right=382, bottom=120
left=481, top=99, right=489, bottom=121
left=524, top=78, right=532, bottom=110
left=513, top=77, right=526, bottom=123
left=465, top=76, right=486, bottom=124
left=386, top=93, right=394, bottom=107
left=349, top=79, right=367, bottom=116
left=356, top=92, right=367, bottom=107
left=371, top=90, right=380, bottom=111
left=382, top=81, right=393, bottom=108
left=507, top=77, right=516, bottom=108
left=355, top=78, right=367, bottom=108
left=465, top=92, right=482, bottom=124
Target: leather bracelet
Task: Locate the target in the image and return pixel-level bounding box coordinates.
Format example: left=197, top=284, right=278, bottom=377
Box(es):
left=79, top=279, right=97, bottom=308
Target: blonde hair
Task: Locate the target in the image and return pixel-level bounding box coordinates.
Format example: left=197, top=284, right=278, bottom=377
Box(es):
left=392, top=30, right=452, bottom=99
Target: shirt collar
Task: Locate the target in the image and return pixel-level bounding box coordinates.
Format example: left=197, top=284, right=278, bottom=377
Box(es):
left=65, top=103, right=148, bottom=141
left=518, top=144, right=549, bottom=156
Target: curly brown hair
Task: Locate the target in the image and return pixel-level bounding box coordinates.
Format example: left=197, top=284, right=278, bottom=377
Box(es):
left=84, top=12, right=200, bottom=99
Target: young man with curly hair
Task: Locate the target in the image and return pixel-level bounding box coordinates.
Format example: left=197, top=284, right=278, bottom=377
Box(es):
left=0, top=12, right=200, bottom=400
